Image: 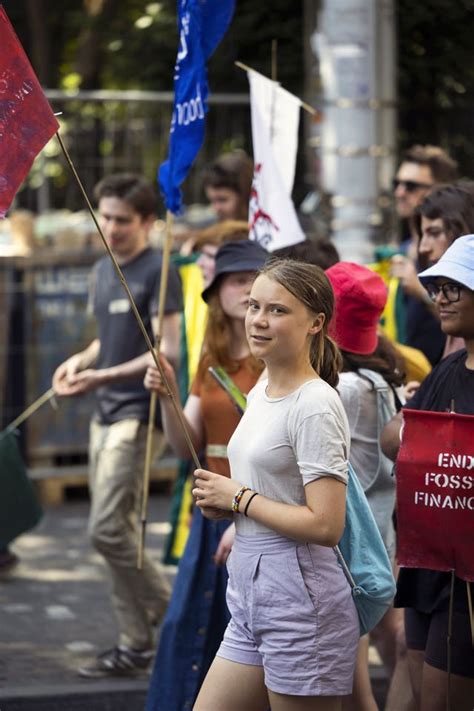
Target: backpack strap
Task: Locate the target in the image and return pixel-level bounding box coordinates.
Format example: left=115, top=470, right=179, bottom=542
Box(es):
left=208, top=366, right=247, bottom=415
left=357, top=368, right=396, bottom=488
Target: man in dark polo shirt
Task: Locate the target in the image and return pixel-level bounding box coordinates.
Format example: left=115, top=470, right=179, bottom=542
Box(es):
left=53, top=174, right=182, bottom=677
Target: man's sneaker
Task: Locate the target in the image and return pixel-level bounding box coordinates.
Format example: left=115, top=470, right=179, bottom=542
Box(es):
left=78, top=645, right=154, bottom=679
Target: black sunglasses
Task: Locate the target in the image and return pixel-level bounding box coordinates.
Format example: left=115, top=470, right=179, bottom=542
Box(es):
left=392, top=178, right=432, bottom=193
left=425, top=282, right=463, bottom=303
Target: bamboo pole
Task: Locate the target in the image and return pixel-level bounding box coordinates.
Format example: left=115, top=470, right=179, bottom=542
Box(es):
left=234, top=60, right=318, bottom=117
left=467, top=581, right=474, bottom=648
left=446, top=570, right=455, bottom=711
left=137, top=210, right=174, bottom=569
left=55, top=132, right=201, bottom=475
left=4, top=388, right=56, bottom=434
left=271, top=39, right=278, bottom=82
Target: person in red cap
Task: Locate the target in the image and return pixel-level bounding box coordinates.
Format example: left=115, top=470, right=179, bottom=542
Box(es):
left=327, top=262, right=406, bottom=711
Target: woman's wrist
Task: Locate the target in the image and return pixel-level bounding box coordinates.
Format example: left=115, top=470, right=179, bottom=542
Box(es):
left=237, top=489, right=259, bottom=517
left=231, top=485, right=250, bottom=513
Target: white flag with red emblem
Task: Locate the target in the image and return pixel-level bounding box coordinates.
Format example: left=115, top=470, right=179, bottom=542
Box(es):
left=247, top=70, right=306, bottom=251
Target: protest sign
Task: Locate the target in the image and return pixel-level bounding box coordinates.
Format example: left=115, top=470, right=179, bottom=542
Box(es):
left=0, top=6, right=59, bottom=217
left=396, top=408, right=474, bottom=582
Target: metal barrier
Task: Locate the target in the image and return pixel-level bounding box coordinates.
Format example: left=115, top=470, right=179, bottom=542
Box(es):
left=16, top=90, right=251, bottom=213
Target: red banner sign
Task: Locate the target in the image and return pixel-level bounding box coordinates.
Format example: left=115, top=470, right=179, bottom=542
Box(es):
left=0, top=6, right=59, bottom=217
left=396, top=409, right=474, bottom=582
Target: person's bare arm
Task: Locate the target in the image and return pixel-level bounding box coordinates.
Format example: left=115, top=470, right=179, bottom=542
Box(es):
left=144, top=355, right=205, bottom=458
left=390, top=256, right=437, bottom=315
left=214, top=523, right=236, bottom=565
left=59, top=349, right=160, bottom=396
left=381, top=411, right=403, bottom=461
left=158, top=312, right=181, bottom=372
left=193, top=471, right=347, bottom=547
left=52, top=339, right=100, bottom=396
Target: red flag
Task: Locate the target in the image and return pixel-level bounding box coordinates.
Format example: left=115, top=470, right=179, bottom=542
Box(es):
left=0, top=6, right=59, bottom=217
left=396, top=408, right=474, bottom=582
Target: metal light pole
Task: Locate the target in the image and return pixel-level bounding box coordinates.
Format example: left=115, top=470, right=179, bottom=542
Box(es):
left=305, top=0, right=396, bottom=262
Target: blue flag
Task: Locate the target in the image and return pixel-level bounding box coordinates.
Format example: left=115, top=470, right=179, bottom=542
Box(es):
left=159, top=0, right=235, bottom=214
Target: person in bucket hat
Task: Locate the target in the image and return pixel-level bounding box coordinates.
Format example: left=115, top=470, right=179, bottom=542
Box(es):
left=382, top=234, right=474, bottom=709
left=201, top=239, right=269, bottom=303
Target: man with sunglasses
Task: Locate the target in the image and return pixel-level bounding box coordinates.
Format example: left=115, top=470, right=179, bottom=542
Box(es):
left=391, top=146, right=459, bottom=365
left=381, top=233, right=474, bottom=710
left=393, top=145, right=458, bottom=237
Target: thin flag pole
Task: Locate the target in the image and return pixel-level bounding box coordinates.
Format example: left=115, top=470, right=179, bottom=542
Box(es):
left=446, top=569, right=455, bottom=711
left=4, top=388, right=56, bottom=434
left=138, top=209, right=175, bottom=569
left=234, top=60, right=318, bottom=117
left=55, top=132, right=201, bottom=475
left=445, top=402, right=456, bottom=711
left=271, top=39, right=278, bottom=82
left=467, top=581, right=474, bottom=648
left=270, top=40, right=277, bottom=142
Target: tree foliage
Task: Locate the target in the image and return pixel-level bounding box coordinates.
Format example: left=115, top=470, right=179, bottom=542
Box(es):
left=397, top=0, right=474, bottom=175
left=5, top=0, right=303, bottom=94
left=6, top=0, right=474, bottom=208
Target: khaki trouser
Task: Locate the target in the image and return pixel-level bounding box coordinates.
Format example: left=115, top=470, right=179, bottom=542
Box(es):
left=88, top=418, right=171, bottom=650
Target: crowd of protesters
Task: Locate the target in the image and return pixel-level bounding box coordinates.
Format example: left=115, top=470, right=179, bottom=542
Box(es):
left=6, top=143, right=466, bottom=709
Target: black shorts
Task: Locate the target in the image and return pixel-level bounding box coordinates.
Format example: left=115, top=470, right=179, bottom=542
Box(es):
left=405, top=608, right=474, bottom=678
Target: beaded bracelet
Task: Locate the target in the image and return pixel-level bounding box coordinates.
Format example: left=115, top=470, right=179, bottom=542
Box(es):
left=244, top=492, right=259, bottom=517
left=231, top=485, right=249, bottom=513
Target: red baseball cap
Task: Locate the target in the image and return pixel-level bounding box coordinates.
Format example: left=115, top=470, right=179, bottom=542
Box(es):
left=326, top=262, right=388, bottom=355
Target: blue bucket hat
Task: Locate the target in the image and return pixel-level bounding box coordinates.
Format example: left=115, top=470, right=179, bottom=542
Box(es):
left=201, top=240, right=269, bottom=303
left=418, top=233, right=474, bottom=290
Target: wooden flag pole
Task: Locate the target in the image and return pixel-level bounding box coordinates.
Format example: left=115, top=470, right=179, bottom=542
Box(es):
left=55, top=132, right=201, bottom=474
left=467, top=581, right=474, bottom=648
left=446, top=569, right=455, bottom=711
left=271, top=39, right=278, bottom=82
left=234, top=60, right=318, bottom=117
left=4, top=387, right=56, bottom=434
left=444, top=402, right=457, bottom=710
left=137, top=210, right=175, bottom=569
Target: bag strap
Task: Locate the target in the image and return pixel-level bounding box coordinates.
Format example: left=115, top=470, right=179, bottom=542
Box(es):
left=207, top=366, right=247, bottom=415
left=357, top=368, right=395, bottom=487
left=333, top=544, right=357, bottom=590
left=389, top=382, right=403, bottom=412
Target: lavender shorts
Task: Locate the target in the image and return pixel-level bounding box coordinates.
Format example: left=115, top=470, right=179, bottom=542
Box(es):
left=217, top=533, right=359, bottom=696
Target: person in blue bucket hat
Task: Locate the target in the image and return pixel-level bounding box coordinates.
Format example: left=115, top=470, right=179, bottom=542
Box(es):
left=382, top=233, right=474, bottom=710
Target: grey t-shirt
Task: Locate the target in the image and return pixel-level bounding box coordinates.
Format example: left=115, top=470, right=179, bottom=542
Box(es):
left=91, top=246, right=183, bottom=424
left=228, top=378, right=350, bottom=536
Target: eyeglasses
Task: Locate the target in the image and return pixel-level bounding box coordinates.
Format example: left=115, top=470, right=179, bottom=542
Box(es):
left=425, top=282, right=463, bottom=303
left=392, top=178, right=433, bottom=193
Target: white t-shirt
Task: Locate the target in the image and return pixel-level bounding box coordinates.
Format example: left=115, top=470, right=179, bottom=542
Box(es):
left=227, top=378, right=350, bottom=536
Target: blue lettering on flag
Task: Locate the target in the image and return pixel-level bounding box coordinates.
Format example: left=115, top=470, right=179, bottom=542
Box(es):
left=159, top=0, right=235, bottom=214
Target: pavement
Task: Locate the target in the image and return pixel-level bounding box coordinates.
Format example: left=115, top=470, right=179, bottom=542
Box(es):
left=0, top=492, right=175, bottom=711
left=0, top=490, right=390, bottom=711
